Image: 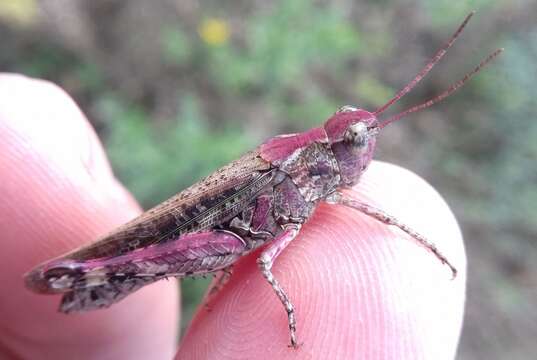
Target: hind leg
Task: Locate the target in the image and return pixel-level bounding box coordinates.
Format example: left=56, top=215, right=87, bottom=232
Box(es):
left=204, top=266, right=234, bottom=311
left=53, top=231, right=248, bottom=312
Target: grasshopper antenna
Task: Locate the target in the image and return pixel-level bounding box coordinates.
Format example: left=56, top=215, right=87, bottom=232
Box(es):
left=377, top=48, right=503, bottom=129
left=374, top=11, right=475, bottom=116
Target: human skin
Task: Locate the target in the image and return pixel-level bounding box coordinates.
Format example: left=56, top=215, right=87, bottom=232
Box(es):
left=0, top=74, right=466, bottom=359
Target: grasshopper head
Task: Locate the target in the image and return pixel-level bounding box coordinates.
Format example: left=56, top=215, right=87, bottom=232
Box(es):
left=324, top=106, right=379, bottom=186
left=321, top=13, right=503, bottom=187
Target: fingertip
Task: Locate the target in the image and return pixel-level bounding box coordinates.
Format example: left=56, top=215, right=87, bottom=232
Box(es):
left=179, top=161, right=465, bottom=359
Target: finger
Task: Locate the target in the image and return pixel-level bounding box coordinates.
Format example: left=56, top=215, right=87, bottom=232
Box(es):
left=178, top=161, right=466, bottom=359
left=0, top=74, right=179, bottom=359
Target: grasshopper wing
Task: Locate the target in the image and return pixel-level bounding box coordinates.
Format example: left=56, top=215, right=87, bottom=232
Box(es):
left=26, top=150, right=273, bottom=293
left=65, top=150, right=272, bottom=260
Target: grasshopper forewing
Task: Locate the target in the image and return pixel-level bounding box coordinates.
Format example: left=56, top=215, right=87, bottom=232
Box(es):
left=25, top=12, right=502, bottom=348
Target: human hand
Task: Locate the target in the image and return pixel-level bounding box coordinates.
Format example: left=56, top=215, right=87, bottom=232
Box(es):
left=0, top=74, right=465, bottom=359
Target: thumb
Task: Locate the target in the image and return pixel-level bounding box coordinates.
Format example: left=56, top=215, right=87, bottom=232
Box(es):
left=0, top=74, right=179, bottom=359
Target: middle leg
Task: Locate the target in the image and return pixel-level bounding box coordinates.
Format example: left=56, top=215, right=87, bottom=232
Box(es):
left=204, top=265, right=234, bottom=311
left=257, top=223, right=301, bottom=348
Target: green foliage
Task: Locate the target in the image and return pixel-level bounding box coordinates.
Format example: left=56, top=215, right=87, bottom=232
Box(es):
left=355, top=75, right=395, bottom=108
left=206, top=1, right=361, bottom=94
left=100, top=93, right=253, bottom=208
left=423, top=0, right=499, bottom=27
left=475, top=31, right=537, bottom=232
left=180, top=277, right=211, bottom=332
left=17, top=44, right=77, bottom=79
left=161, top=27, right=192, bottom=66
left=200, top=0, right=361, bottom=127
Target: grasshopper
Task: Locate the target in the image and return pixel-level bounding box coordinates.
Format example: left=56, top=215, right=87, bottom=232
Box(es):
left=25, top=12, right=501, bottom=348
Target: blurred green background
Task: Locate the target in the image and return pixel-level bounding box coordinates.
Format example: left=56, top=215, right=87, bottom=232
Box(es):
left=1, top=1, right=534, bottom=358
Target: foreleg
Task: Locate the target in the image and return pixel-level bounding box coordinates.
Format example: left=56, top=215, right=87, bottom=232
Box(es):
left=329, top=192, right=457, bottom=278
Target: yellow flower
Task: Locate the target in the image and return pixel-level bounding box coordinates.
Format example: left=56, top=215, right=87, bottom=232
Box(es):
left=0, top=0, right=37, bottom=27
left=199, top=18, right=229, bottom=46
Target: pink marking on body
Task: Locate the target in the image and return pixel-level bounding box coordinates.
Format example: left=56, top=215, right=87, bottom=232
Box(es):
left=323, top=109, right=377, bottom=142
left=62, top=231, right=245, bottom=271
left=260, top=126, right=328, bottom=163
left=252, top=195, right=272, bottom=231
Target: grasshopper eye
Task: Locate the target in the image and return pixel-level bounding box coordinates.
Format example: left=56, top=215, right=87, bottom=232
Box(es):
left=343, top=122, right=369, bottom=150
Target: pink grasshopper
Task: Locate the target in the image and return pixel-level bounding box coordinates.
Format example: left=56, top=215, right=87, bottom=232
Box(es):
left=25, top=12, right=501, bottom=348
